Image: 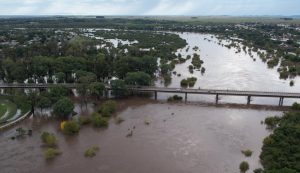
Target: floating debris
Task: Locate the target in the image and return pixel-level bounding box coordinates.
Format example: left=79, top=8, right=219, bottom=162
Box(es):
left=126, top=130, right=133, bottom=137
left=10, top=127, right=32, bottom=140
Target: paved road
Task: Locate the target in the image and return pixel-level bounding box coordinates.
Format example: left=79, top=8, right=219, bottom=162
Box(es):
left=0, top=84, right=299, bottom=98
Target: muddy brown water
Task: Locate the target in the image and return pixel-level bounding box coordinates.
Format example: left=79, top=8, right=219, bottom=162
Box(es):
left=0, top=98, right=281, bottom=173
left=0, top=31, right=293, bottom=173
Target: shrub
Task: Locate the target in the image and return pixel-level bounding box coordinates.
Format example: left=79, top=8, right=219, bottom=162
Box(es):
left=91, top=113, right=109, bottom=128
left=187, top=77, right=197, bottom=87
left=188, top=65, right=194, bottom=73
left=264, top=116, right=281, bottom=129
left=239, top=161, right=249, bottom=173
left=99, top=100, right=117, bottom=117
left=181, top=79, right=188, bottom=87
left=201, top=67, right=206, bottom=74
left=167, top=95, right=183, bottom=102
left=41, top=132, right=57, bottom=147
left=181, top=77, right=197, bottom=87
left=241, top=149, right=253, bottom=157
left=44, top=148, right=61, bottom=160
left=78, top=116, right=91, bottom=125
left=291, top=102, right=300, bottom=110
left=62, top=121, right=80, bottom=135
left=84, top=146, right=100, bottom=157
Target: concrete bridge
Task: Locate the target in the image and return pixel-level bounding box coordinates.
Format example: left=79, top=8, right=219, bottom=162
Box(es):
left=1, top=84, right=299, bottom=106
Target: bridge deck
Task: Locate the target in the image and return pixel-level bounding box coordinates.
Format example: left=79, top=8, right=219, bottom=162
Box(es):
left=134, top=87, right=300, bottom=98
left=0, top=84, right=299, bottom=98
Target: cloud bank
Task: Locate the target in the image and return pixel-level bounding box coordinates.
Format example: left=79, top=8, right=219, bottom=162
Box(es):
left=0, top=0, right=299, bottom=15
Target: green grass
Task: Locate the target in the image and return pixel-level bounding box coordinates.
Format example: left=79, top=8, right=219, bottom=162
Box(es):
left=0, top=103, right=8, bottom=118
left=0, top=99, right=18, bottom=124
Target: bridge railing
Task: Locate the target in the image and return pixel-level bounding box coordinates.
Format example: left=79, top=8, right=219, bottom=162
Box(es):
left=0, top=84, right=299, bottom=96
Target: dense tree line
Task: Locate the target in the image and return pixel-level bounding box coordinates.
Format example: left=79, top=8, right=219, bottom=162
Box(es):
left=260, top=111, right=300, bottom=173
left=0, top=27, right=186, bottom=85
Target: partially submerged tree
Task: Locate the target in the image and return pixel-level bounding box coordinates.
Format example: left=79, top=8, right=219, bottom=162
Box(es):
left=53, top=97, right=74, bottom=119
left=89, top=82, right=105, bottom=100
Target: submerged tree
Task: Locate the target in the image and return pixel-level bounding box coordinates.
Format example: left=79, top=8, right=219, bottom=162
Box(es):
left=111, top=79, right=127, bottom=98
left=53, top=97, right=74, bottom=119
left=89, top=82, right=105, bottom=100
left=124, top=72, right=152, bottom=86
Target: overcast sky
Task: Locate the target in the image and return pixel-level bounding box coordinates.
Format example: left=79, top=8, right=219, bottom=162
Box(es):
left=0, top=0, right=299, bottom=16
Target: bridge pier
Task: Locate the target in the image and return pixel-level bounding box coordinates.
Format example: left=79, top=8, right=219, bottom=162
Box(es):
left=185, top=92, right=188, bottom=103
left=216, top=94, right=219, bottom=104
left=247, top=96, right=251, bottom=105
left=279, top=97, right=284, bottom=106
left=154, top=91, right=157, bottom=100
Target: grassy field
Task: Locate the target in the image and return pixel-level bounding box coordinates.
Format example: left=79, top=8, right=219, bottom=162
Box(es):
left=0, top=103, right=7, bottom=118
left=0, top=99, right=18, bottom=124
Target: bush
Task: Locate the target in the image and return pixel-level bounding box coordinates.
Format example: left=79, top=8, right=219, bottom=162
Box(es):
left=91, top=113, right=109, bottom=128
left=78, top=116, right=91, bottom=125
left=188, top=65, right=194, bottom=73
left=41, top=132, right=57, bottom=147
left=181, top=79, right=188, bottom=87
left=99, top=100, right=117, bottom=117
left=201, top=67, right=206, bottom=74
left=264, top=116, right=281, bottom=129
left=62, top=121, right=80, bottom=135
left=44, top=148, right=61, bottom=160
left=180, top=77, right=197, bottom=87
left=241, top=149, right=253, bottom=157
left=167, top=95, right=183, bottom=102
left=187, top=77, right=197, bottom=87
left=291, top=102, right=300, bottom=110
left=239, top=161, right=249, bottom=173
left=84, top=146, right=100, bottom=157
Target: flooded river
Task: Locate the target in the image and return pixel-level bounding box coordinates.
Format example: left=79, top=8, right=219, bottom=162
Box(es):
left=0, top=98, right=281, bottom=173
left=156, top=32, right=300, bottom=106
left=0, top=31, right=293, bottom=173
